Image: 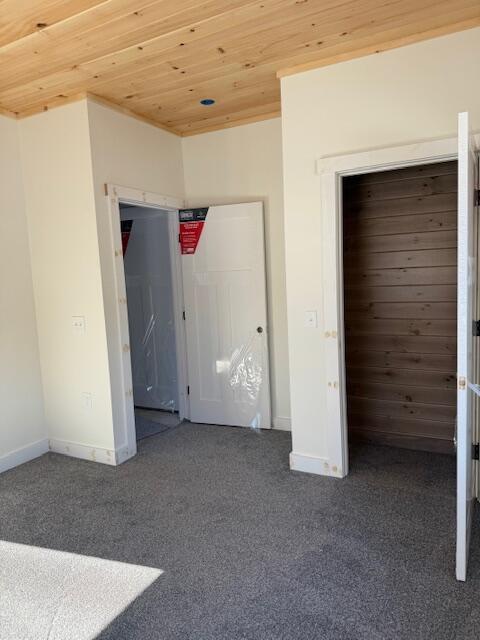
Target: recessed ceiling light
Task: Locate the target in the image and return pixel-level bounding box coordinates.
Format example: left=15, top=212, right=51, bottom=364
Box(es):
left=200, top=98, right=215, bottom=106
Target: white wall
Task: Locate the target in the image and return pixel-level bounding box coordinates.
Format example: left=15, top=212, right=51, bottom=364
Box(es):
left=10, top=98, right=185, bottom=469
left=281, top=27, right=480, bottom=471
left=0, top=116, right=46, bottom=471
left=19, top=101, right=116, bottom=463
left=87, top=100, right=185, bottom=197
left=182, top=118, right=290, bottom=428
left=87, top=99, right=185, bottom=455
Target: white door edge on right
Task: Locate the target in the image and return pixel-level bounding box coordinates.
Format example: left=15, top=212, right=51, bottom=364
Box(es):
left=456, top=111, right=478, bottom=582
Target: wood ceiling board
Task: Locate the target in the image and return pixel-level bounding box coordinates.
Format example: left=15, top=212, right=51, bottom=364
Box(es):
left=107, top=68, right=279, bottom=113
left=93, top=0, right=424, bottom=90
left=0, top=0, right=253, bottom=89
left=86, top=92, right=280, bottom=137
left=0, top=104, right=17, bottom=118
left=0, top=0, right=106, bottom=48
left=2, top=0, right=480, bottom=135
left=1, top=0, right=433, bottom=111
left=1, top=9, right=472, bottom=116
left=0, top=0, right=302, bottom=108
left=86, top=92, right=182, bottom=133
left=176, top=102, right=282, bottom=136
left=146, top=86, right=281, bottom=127
left=278, top=11, right=480, bottom=76
left=13, top=91, right=90, bottom=120
left=2, top=0, right=473, bottom=86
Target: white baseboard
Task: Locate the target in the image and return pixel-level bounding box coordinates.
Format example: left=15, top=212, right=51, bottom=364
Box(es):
left=289, top=451, right=344, bottom=477
left=0, top=439, right=49, bottom=474
left=272, top=416, right=291, bottom=431
left=48, top=438, right=137, bottom=466
left=49, top=438, right=117, bottom=466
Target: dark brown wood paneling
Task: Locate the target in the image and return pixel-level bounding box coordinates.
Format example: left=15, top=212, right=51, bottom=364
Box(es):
left=344, top=210, right=456, bottom=237
left=347, top=396, right=455, bottom=423
left=343, top=172, right=457, bottom=203
left=347, top=381, right=456, bottom=406
left=344, top=229, right=457, bottom=253
left=345, top=302, right=457, bottom=319
left=348, top=335, right=456, bottom=354
left=343, top=161, right=457, bottom=454
left=345, top=266, right=457, bottom=287
left=348, top=413, right=454, bottom=439
left=344, top=162, right=456, bottom=185
left=344, top=247, right=457, bottom=269
left=346, top=350, right=457, bottom=372
left=346, top=317, right=456, bottom=337
left=345, top=284, right=457, bottom=303
left=347, top=366, right=456, bottom=388
left=344, top=193, right=459, bottom=220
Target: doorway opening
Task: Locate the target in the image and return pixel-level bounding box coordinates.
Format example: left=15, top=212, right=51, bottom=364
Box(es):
left=108, top=186, right=272, bottom=454
left=119, top=203, right=186, bottom=441
left=342, top=160, right=458, bottom=458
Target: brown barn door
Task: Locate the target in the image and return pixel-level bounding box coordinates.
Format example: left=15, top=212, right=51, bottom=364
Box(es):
left=343, top=160, right=457, bottom=454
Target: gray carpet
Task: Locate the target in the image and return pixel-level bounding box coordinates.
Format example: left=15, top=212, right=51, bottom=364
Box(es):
left=134, top=408, right=182, bottom=441
left=0, top=423, right=479, bottom=640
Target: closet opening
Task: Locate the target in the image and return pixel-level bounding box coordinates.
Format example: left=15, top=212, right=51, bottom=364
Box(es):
left=342, top=160, right=458, bottom=458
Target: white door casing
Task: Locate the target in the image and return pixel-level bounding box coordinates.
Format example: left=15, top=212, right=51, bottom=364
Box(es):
left=181, top=202, right=271, bottom=429
left=105, top=185, right=187, bottom=464
left=315, top=137, right=459, bottom=479
left=456, top=111, right=479, bottom=582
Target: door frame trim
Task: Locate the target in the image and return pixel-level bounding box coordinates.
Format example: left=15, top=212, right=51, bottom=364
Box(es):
left=105, top=184, right=188, bottom=458
left=314, top=135, right=473, bottom=478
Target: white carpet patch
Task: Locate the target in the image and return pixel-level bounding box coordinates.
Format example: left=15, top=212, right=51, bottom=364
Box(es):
left=0, top=541, right=163, bottom=639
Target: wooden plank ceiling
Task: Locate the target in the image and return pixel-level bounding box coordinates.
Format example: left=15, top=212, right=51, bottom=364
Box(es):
left=1, top=0, right=479, bottom=136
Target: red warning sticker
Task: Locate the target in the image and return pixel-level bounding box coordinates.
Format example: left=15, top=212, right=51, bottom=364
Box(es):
left=121, top=219, right=133, bottom=255
left=179, top=208, right=208, bottom=255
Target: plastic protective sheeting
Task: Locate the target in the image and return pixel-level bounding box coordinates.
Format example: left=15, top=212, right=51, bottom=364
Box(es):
left=121, top=208, right=179, bottom=412
left=228, top=330, right=266, bottom=430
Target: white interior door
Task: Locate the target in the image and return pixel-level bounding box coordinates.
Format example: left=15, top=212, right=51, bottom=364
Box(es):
left=456, top=111, right=479, bottom=581
left=180, top=202, right=271, bottom=428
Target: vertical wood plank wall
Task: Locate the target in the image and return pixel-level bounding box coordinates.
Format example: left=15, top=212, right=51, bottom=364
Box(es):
left=343, top=161, right=457, bottom=454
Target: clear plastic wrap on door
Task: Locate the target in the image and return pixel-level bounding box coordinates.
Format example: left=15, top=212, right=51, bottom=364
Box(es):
left=129, top=309, right=178, bottom=412
left=121, top=210, right=179, bottom=413
left=228, top=328, right=267, bottom=430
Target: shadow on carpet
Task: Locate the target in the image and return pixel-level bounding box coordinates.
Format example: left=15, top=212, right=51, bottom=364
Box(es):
left=134, top=408, right=182, bottom=441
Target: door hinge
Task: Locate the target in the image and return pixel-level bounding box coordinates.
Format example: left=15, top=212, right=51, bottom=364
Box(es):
left=473, top=443, right=479, bottom=461
left=178, top=233, right=181, bottom=243
left=182, top=310, right=186, bottom=320
left=475, top=189, right=480, bottom=208
left=187, top=385, right=190, bottom=395
left=473, top=320, right=480, bottom=336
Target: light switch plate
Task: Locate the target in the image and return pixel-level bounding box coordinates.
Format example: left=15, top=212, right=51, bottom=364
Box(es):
left=305, top=310, right=318, bottom=328
left=72, top=316, right=86, bottom=334
left=81, top=392, right=93, bottom=411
